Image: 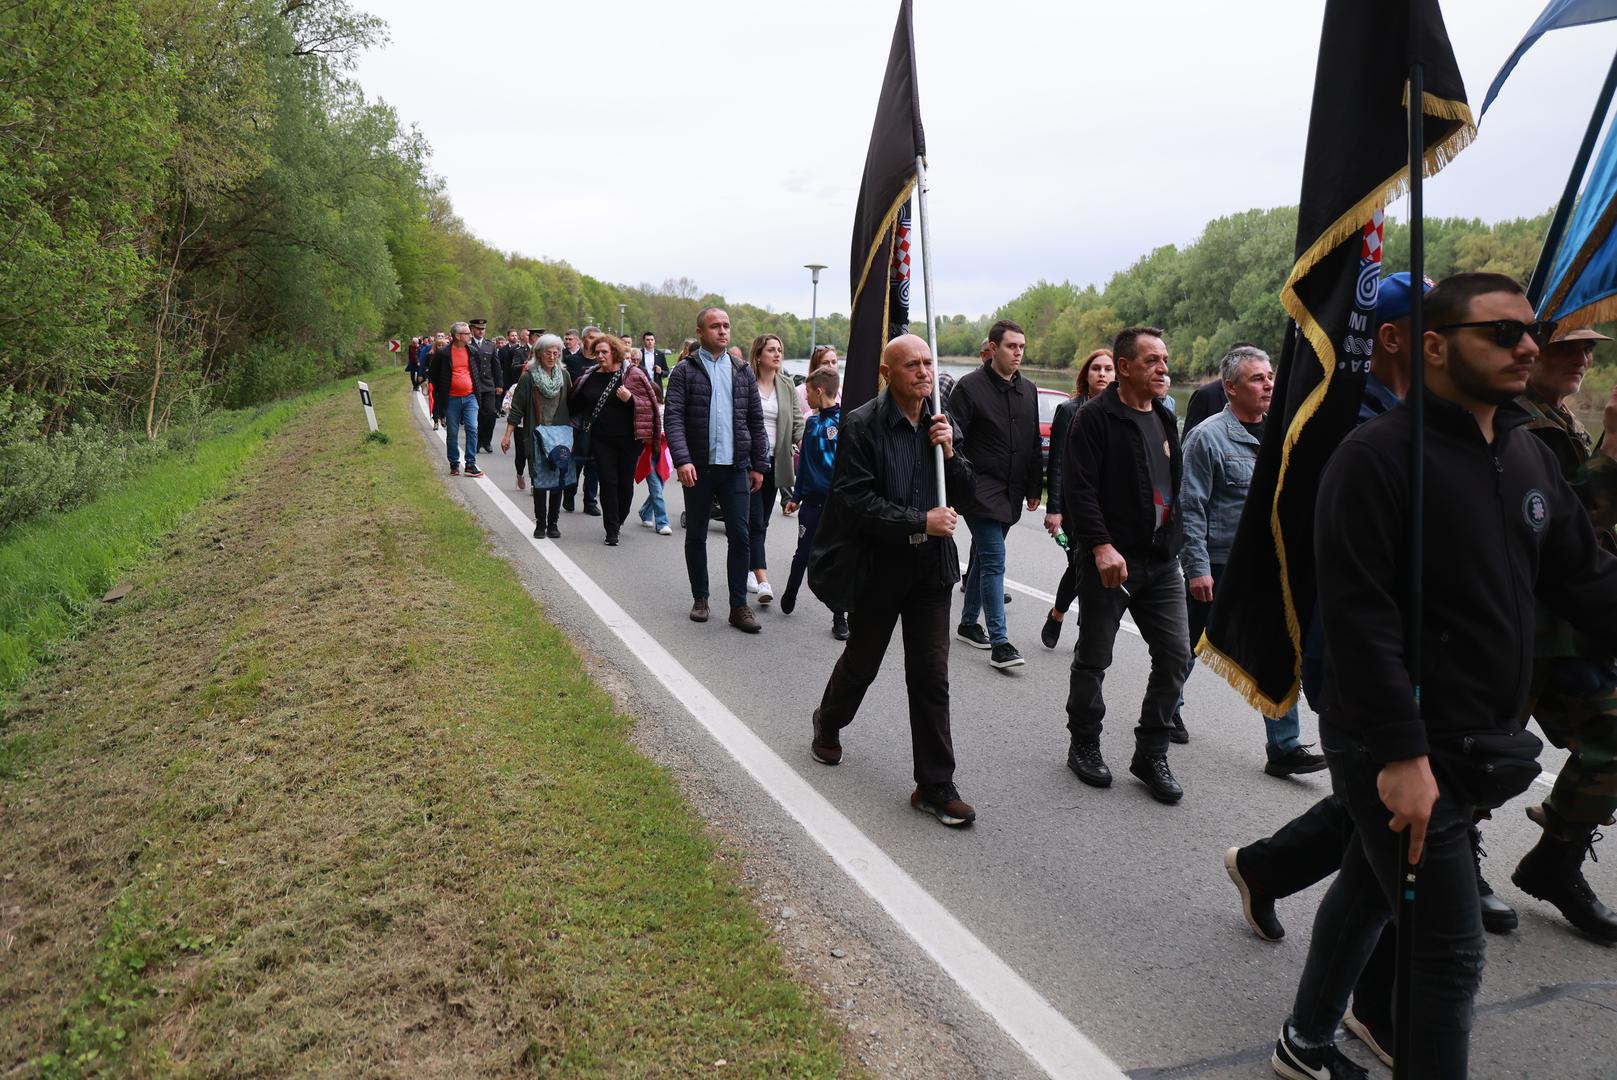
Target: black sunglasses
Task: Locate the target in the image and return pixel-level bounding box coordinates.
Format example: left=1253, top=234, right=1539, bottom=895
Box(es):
left=1435, top=318, right=1558, bottom=348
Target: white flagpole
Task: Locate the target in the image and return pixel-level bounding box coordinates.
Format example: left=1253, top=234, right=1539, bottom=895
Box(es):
left=914, top=154, right=945, bottom=506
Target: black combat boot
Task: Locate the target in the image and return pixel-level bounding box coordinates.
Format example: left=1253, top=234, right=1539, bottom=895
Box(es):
left=1469, top=824, right=1518, bottom=934
left=1512, top=807, right=1617, bottom=943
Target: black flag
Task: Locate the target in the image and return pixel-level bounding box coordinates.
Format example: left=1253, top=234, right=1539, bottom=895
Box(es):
left=845, top=0, right=925, bottom=413
left=1199, top=0, right=1475, bottom=715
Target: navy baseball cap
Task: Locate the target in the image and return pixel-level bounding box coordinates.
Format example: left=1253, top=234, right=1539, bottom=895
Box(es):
left=1375, top=271, right=1434, bottom=325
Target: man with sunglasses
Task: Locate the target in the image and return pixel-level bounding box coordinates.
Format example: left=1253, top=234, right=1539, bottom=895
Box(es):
left=1504, top=324, right=1617, bottom=942
left=1272, top=274, right=1617, bottom=1079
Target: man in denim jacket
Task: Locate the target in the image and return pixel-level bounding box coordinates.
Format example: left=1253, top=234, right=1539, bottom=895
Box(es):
left=1179, top=345, right=1325, bottom=777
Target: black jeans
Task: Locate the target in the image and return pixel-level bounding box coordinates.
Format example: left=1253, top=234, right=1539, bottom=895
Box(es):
left=684, top=463, right=751, bottom=610
left=569, top=430, right=600, bottom=505
left=1065, top=553, right=1190, bottom=756
left=592, top=433, right=640, bottom=539
left=1290, top=735, right=1483, bottom=1078
left=750, top=474, right=777, bottom=572
left=512, top=423, right=529, bottom=477
left=815, top=561, right=955, bottom=785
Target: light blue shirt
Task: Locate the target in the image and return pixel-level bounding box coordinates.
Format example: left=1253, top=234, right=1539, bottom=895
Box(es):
left=698, top=347, right=735, bottom=466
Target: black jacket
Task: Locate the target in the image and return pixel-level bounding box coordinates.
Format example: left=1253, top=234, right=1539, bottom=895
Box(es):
left=662, top=352, right=770, bottom=474
left=808, top=391, right=973, bottom=615
left=1062, top=382, right=1182, bottom=561
left=947, top=364, right=1043, bottom=523
left=1181, top=380, right=1228, bottom=439
left=1044, top=395, right=1085, bottom=517
left=1316, top=392, right=1617, bottom=767
left=466, top=336, right=500, bottom=395
left=426, top=342, right=497, bottom=397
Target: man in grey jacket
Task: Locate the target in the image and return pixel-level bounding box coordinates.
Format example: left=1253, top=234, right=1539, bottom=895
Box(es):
left=1179, top=345, right=1324, bottom=776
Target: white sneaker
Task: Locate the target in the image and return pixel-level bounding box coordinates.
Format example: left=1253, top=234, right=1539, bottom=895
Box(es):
left=757, top=581, right=774, bottom=605
left=747, top=578, right=760, bottom=594
left=640, top=518, right=655, bottom=529
left=657, top=524, right=673, bottom=535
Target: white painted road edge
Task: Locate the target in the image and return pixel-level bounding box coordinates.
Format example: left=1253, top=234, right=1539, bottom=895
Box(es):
left=414, top=392, right=1129, bottom=1079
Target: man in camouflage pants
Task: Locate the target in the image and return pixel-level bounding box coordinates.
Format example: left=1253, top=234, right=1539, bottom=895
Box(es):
left=1510, top=325, right=1617, bottom=942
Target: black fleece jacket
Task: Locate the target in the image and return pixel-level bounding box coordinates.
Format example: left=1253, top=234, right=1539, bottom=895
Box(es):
left=1061, top=382, right=1182, bottom=561
left=1316, top=391, right=1617, bottom=765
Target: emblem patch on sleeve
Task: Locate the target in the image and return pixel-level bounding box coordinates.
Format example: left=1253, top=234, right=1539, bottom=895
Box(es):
left=1523, top=489, right=1549, bottom=532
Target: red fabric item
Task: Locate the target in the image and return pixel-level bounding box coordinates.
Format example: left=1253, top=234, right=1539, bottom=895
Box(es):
left=449, top=344, right=473, bottom=396
left=635, top=433, right=672, bottom=483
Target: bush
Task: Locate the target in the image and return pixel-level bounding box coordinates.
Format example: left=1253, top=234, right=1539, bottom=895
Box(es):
left=0, top=391, right=167, bottom=532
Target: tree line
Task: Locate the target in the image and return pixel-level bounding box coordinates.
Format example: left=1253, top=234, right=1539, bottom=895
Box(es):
left=0, top=0, right=1556, bottom=456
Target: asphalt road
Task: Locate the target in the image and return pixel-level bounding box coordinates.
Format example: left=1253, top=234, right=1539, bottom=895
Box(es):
left=412, top=390, right=1616, bottom=1079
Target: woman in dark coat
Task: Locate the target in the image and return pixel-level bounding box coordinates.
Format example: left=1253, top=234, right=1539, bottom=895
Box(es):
left=567, top=335, right=660, bottom=545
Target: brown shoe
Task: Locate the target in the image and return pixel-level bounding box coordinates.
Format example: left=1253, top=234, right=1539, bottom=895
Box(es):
left=811, top=710, right=842, bottom=766
left=911, top=782, right=976, bottom=827
left=728, top=605, right=761, bottom=633
left=690, top=598, right=710, bottom=623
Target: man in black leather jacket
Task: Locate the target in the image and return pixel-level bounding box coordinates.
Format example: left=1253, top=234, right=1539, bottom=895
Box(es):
left=807, top=334, right=978, bottom=827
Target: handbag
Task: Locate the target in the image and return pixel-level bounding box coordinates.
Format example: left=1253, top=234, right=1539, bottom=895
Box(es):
left=1428, top=727, right=1544, bottom=810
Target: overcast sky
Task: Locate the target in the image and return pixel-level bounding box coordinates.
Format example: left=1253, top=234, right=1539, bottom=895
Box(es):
left=352, top=1, right=1617, bottom=318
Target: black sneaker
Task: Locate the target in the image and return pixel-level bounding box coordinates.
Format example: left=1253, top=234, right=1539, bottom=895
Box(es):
left=779, top=583, right=797, bottom=615
left=1272, top=1021, right=1368, bottom=1080
left=1066, top=741, right=1112, bottom=788
left=1224, top=847, right=1284, bottom=941
left=463, top=466, right=485, bottom=479
left=1040, top=610, right=1062, bottom=650
left=533, top=522, right=544, bottom=538
left=583, top=501, right=602, bottom=516
left=450, top=465, right=461, bottom=477
left=910, top=781, right=975, bottom=827
left=1264, top=745, right=1328, bottom=778
left=1168, top=715, right=1190, bottom=744
left=831, top=612, right=850, bottom=641
left=546, top=524, right=560, bottom=539
left=1343, top=1004, right=1393, bottom=1068
left=1130, top=754, right=1183, bottom=804
left=956, top=623, right=991, bottom=649
left=990, top=642, right=1025, bottom=669
left=563, top=492, right=576, bottom=513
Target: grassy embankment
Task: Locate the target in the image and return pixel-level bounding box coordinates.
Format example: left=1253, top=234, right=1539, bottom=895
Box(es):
left=0, top=382, right=351, bottom=699
left=0, top=377, right=847, bottom=1077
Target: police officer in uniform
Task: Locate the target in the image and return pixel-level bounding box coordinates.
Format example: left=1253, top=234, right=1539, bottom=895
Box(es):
left=467, top=318, right=500, bottom=453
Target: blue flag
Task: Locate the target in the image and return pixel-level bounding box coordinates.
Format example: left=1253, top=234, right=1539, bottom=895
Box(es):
left=1541, top=118, right=1617, bottom=327
left=1482, top=0, right=1617, bottom=116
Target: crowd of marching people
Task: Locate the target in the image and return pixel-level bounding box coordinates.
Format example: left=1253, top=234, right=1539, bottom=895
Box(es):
left=405, top=279, right=1616, bottom=1078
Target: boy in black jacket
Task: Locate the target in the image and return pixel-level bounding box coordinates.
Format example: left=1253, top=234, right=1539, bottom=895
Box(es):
left=1277, top=274, right=1617, bottom=1079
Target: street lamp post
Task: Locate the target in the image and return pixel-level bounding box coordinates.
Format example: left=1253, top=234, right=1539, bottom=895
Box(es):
left=618, top=303, right=626, bottom=336
left=803, top=263, right=827, bottom=357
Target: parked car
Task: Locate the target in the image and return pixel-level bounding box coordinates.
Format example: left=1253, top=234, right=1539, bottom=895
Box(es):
left=1037, top=387, right=1070, bottom=471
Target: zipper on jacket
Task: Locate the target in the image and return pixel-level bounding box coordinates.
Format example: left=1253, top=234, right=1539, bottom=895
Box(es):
left=1490, top=442, right=1526, bottom=699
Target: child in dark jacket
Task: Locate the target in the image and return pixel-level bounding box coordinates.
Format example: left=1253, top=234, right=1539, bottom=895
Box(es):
left=781, top=368, right=847, bottom=639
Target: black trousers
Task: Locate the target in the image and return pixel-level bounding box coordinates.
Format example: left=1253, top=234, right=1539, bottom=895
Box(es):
left=815, top=565, right=955, bottom=786
left=750, top=474, right=777, bottom=572
left=1065, top=554, right=1190, bottom=756
left=512, top=423, right=529, bottom=477
left=533, top=488, right=562, bottom=530
left=477, top=390, right=500, bottom=449
left=684, top=463, right=751, bottom=610
left=1053, top=555, right=1079, bottom=616
left=1290, top=737, right=1483, bottom=1077
left=591, top=433, right=640, bottom=539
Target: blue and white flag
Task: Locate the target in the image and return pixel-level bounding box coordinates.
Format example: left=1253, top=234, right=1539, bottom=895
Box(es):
left=1482, top=0, right=1617, bottom=116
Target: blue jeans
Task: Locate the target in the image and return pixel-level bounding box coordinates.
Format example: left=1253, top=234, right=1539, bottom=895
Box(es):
left=960, top=517, right=1011, bottom=644
left=639, top=468, right=669, bottom=529
left=445, top=393, right=478, bottom=469
left=684, top=464, right=751, bottom=610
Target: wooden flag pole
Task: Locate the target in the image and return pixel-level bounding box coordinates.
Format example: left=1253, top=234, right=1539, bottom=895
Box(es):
left=1527, top=46, right=1617, bottom=310
left=914, top=153, right=946, bottom=506
left=1394, top=7, right=1425, bottom=1075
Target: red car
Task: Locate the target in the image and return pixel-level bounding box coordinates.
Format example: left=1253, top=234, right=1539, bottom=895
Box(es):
left=1037, top=387, right=1072, bottom=470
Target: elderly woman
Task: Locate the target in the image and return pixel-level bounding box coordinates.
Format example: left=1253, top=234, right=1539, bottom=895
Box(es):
left=502, top=334, right=572, bottom=538
left=568, top=334, right=660, bottom=545
left=744, top=333, right=803, bottom=603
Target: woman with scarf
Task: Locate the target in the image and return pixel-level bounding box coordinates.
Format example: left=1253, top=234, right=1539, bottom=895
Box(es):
left=567, top=334, right=660, bottom=545
left=502, top=334, right=572, bottom=538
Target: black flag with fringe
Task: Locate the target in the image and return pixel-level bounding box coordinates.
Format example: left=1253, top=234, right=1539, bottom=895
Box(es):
left=1198, top=0, right=1475, bottom=715
left=844, top=0, right=924, bottom=412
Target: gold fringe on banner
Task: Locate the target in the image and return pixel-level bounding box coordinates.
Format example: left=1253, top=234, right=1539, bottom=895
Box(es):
left=1198, top=94, right=1476, bottom=714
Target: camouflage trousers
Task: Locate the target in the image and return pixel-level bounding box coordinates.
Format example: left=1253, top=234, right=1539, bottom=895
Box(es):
left=1523, top=657, right=1617, bottom=836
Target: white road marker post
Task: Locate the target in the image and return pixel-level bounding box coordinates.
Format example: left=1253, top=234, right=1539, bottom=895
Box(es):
left=357, top=380, right=378, bottom=433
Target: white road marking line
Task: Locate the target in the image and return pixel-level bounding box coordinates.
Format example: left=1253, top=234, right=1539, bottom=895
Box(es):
left=415, top=392, right=1128, bottom=1079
